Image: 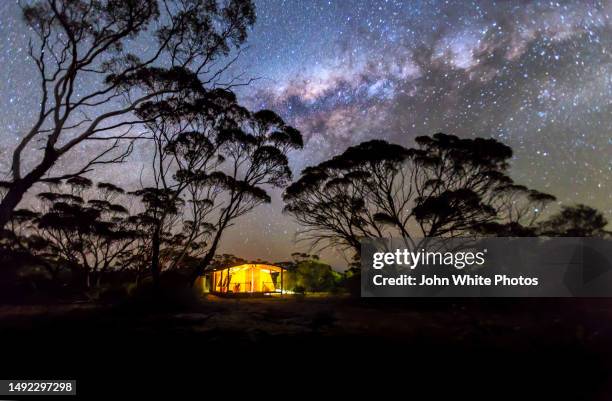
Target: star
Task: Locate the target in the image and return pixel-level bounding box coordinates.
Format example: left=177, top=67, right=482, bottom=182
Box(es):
left=0, top=0, right=610, bottom=267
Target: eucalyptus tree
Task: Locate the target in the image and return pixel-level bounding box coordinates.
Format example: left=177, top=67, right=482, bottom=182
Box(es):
left=190, top=108, right=303, bottom=283
left=6, top=179, right=139, bottom=288
left=0, top=0, right=256, bottom=230
left=538, top=204, right=610, bottom=237
left=135, top=87, right=303, bottom=285
left=283, top=133, right=555, bottom=258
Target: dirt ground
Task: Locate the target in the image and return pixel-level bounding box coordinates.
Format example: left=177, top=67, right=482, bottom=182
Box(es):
left=1, top=296, right=612, bottom=398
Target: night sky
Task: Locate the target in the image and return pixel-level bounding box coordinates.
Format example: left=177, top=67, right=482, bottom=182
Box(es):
left=0, top=0, right=610, bottom=267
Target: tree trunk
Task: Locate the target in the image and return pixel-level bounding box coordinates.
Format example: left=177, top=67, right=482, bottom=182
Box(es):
left=150, top=223, right=162, bottom=288
left=190, top=226, right=224, bottom=286
left=0, top=150, right=58, bottom=231
left=0, top=181, right=31, bottom=232
left=87, top=270, right=101, bottom=289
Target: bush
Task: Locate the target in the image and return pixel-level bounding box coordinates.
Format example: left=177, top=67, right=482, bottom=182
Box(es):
left=123, top=271, right=200, bottom=312
left=343, top=271, right=361, bottom=298
left=285, top=259, right=343, bottom=293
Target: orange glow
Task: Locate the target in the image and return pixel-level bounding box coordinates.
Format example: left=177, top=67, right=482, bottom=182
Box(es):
left=210, top=264, right=284, bottom=294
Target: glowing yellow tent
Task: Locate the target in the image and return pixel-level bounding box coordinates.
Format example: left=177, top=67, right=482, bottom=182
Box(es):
left=202, top=264, right=286, bottom=295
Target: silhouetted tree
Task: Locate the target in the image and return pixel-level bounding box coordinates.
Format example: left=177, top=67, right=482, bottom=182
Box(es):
left=291, top=252, right=320, bottom=261
left=207, top=253, right=247, bottom=270
left=129, top=187, right=185, bottom=285
left=0, top=0, right=256, bottom=230
left=538, top=204, right=610, bottom=237
left=283, top=133, right=555, bottom=257
left=190, top=108, right=302, bottom=283
left=474, top=184, right=556, bottom=236
left=134, top=85, right=302, bottom=286
left=7, top=179, right=139, bottom=288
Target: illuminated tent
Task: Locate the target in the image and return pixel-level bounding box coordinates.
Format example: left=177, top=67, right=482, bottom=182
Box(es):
left=201, top=264, right=286, bottom=295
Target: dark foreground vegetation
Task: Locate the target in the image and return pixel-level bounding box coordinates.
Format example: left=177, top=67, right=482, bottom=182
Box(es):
left=1, top=296, right=612, bottom=398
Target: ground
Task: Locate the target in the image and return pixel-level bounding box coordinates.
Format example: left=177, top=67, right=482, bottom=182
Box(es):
left=1, top=296, right=612, bottom=398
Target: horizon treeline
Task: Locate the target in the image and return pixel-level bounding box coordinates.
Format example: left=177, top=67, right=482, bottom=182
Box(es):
left=2, top=131, right=609, bottom=298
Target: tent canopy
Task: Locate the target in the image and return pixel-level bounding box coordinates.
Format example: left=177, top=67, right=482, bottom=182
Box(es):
left=208, top=264, right=285, bottom=294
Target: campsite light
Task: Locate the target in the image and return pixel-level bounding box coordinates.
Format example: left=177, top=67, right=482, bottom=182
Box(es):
left=204, top=264, right=286, bottom=295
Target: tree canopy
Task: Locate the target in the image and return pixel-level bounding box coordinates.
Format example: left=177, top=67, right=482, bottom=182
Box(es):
left=284, top=133, right=558, bottom=257
left=0, top=0, right=257, bottom=230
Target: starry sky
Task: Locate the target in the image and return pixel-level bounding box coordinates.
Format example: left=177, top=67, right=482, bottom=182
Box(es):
left=0, top=0, right=611, bottom=268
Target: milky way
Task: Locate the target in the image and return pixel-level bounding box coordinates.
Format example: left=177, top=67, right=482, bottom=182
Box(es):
left=0, top=1, right=610, bottom=267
